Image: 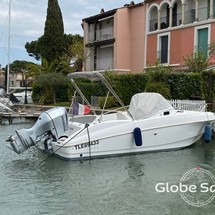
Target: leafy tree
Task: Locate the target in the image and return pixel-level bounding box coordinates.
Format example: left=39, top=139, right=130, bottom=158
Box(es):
left=58, top=34, right=84, bottom=73
left=39, top=0, right=65, bottom=64
left=26, top=57, right=59, bottom=78
left=32, top=72, right=71, bottom=104
left=9, top=60, right=35, bottom=86
left=25, top=0, right=84, bottom=73
left=25, top=40, right=41, bottom=61
left=25, top=31, right=84, bottom=74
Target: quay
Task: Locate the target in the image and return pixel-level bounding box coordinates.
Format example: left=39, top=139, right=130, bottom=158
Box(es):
left=0, top=112, right=41, bottom=124
left=0, top=104, right=52, bottom=124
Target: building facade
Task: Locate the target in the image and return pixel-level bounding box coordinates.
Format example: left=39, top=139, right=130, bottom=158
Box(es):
left=82, top=0, right=215, bottom=72
left=146, top=0, right=215, bottom=67
left=0, top=69, right=5, bottom=87
left=82, top=2, right=146, bottom=72
left=0, top=69, right=27, bottom=90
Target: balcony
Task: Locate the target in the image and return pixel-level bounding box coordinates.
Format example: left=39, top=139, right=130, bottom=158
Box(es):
left=198, top=6, right=209, bottom=22
left=96, top=27, right=114, bottom=41
left=148, top=2, right=211, bottom=31
left=172, top=13, right=182, bottom=26
left=184, top=9, right=196, bottom=24
left=149, top=18, right=158, bottom=31
left=184, top=7, right=208, bottom=24
left=87, top=27, right=114, bottom=43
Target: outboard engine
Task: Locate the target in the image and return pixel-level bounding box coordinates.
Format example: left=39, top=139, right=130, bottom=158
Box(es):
left=6, top=107, right=69, bottom=154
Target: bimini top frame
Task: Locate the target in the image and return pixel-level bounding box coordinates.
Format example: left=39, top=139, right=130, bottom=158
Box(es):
left=67, top=71, right=133, bottom=119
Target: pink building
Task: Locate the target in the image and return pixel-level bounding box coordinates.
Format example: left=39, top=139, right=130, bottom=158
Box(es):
left=146, top=0, right=215, bottom=67
left=82, top=2, right=146, bottom=72
left=82, top=0, right=215, bottom=72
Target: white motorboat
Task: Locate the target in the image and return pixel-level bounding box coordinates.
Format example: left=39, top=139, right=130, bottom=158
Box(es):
left=0, top=98, right=13, bottom=113
left=13, top=91, right=32, bottom=104
left=0, top=88, right=13, bottom=113
left=6, top=71, right=215, bottom=160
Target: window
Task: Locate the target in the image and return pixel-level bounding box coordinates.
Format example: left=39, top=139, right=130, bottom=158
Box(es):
left=194, top=25, right=210, bottom=58
left=197, top=28, right=208, bottom=57
left=158, top=33, right=170, bottom=64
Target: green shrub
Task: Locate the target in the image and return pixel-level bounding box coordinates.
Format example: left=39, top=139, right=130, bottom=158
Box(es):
left=183, top=52, right=209, bottom=72
left=98, top=96, right=118, bottom=109
left=145, top=62, right=172, bottom=83
left=144, top=82, right=171, bottom=99
left=168, top=72, right=202, bottom=99
left=30, top=69, right=215, bottom=109
left=105, top=73, right=147, bottom=105
left=201, top=70, right=215, bottom=110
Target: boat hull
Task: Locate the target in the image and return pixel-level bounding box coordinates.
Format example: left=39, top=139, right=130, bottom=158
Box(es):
left=40, top=113, right=212, bottom=160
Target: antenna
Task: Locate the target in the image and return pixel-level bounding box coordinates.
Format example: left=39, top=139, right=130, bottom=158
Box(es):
left=6, top=0, right=12, bottom=94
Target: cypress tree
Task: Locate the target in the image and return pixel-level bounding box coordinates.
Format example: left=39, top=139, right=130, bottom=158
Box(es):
left=39, top=0, right=65, bottom=64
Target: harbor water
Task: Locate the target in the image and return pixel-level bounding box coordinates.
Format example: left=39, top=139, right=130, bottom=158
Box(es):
left=1, top=122, right=215, bottom=215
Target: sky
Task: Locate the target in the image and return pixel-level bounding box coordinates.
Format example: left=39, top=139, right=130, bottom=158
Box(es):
left=0, top=0, right=138, bottom=68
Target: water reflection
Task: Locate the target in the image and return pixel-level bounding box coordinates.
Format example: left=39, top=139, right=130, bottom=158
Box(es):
left=125, top=155, right=144, bottom=179
left=203, top=142, right=215, bottom=165
left=197, top=139, right=215, bottom=171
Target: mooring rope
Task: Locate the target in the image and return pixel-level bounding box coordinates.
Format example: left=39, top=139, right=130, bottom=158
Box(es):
left=86, top=124, right=92, bottom=163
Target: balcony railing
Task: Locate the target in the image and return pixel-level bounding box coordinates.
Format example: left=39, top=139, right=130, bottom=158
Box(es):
left=184, top=9, right=195, bottom=24
left=149, top=5, right=210, bottom=31
left=96, top=27, right=114, bottom=41
left=172, top=13, right=182, bottom=26
left=87, top=27, right=114, bottom=43
left=149, top=18, right=158, bottom=31
left=184, top=6, right=209, bottom=24
left=160, top=17, right=169, bottom=29
left=149, top=13, right=182, bottom=31
left=198, top=6, right=209, bottom=22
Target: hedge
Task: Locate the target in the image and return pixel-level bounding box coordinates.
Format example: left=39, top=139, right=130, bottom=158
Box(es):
left=32, top=70, right=215, bottom=110
left=201, top=70, right=215, bottom=109
left=168, top=72, right=202, bottom=99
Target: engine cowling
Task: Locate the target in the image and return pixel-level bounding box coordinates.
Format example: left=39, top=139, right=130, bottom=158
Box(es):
left=6, top=107, right=69, bottom=154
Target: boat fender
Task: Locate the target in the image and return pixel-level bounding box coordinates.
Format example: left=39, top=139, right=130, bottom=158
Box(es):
left=203, top=124, right=212, bottom=143
left=133, top=127, right=142, bottom=146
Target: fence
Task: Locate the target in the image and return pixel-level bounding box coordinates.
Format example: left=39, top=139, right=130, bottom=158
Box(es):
left=168, top=100, right=206, bottom=112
